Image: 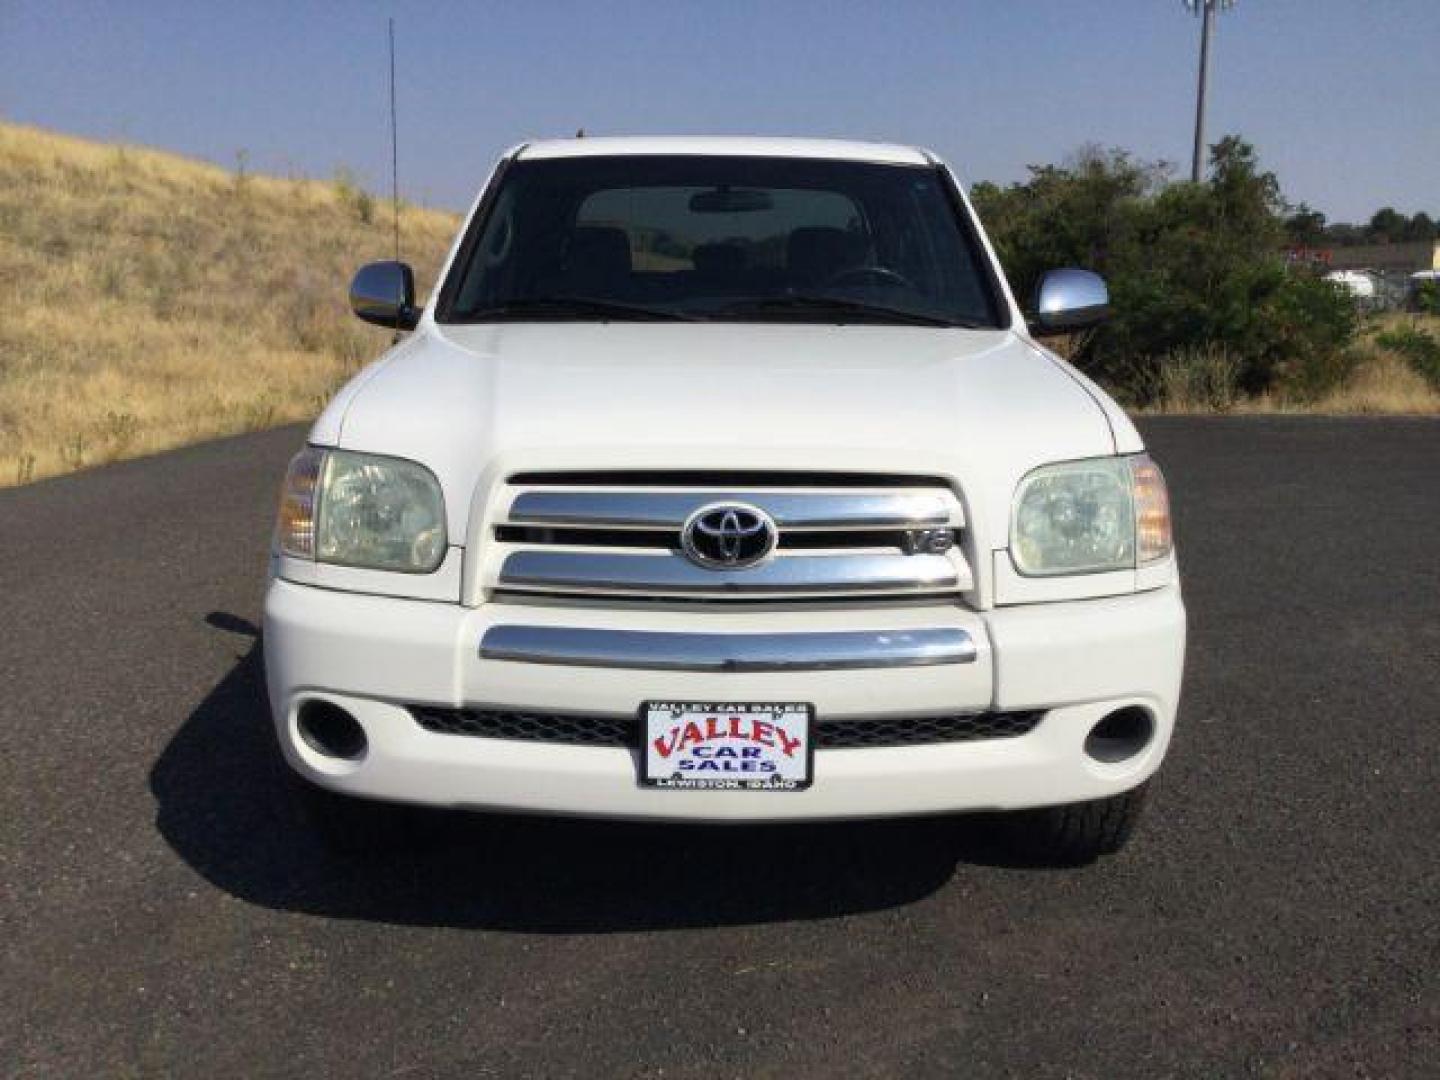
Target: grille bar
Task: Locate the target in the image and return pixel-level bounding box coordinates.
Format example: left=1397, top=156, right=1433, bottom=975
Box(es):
left=494, top=525, right=957, bottom=551
left=410, top=706, right=1043, bottom=750
left=508, top=470, right=951, bottom=488
left=479, top=625, right=978, bottom=671
left=508, top=490, right=955, bottom=530
left=498, top=550, right=965, bottom=596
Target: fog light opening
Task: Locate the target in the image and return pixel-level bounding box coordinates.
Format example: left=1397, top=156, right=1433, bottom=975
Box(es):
left=1084, top=707, right=1154, bottom=764
left=297, top=700, right=368, bottom=761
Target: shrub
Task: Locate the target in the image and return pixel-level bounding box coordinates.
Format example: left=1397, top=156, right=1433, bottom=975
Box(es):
left=1156, top=344, right=1242, bottom=411
left=1413, top=280, right=1440, bottom=316
left=1262, top=272, right=1360, bottom=397
left=1376, top=325, right=1440, bottom=388
left=1283, top=345, right=1362, bottom=401
left=333, top=167, right=375, bottom=224
left=1311, top=349, right=1440, bottom=414
left=1102, top=344, right=1242, bottom=412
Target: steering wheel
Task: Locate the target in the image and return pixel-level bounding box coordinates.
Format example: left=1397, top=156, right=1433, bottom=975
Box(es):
left=822, top=265, right=915, bottom=290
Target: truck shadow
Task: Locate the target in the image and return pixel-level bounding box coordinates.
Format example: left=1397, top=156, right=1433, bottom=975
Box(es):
left=150, top=620, right=1047, bottom=933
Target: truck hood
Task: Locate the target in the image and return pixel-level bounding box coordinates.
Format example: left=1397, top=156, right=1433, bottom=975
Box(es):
left=316, top=323, right=1133, bottom=552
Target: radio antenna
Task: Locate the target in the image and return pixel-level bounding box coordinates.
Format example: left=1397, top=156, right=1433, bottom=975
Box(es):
left=387, top=17, right=401, bottom=266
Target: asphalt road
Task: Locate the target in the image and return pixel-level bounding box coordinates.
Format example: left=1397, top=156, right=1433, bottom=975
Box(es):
left=2, top=418, right=1438, bottom=1078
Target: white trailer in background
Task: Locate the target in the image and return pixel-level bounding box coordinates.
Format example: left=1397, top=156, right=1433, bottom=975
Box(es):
left=1323, top=269, right=1378, bottom=301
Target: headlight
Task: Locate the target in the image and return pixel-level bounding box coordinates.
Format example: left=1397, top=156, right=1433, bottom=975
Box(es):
left=276, top=447, right=447, bottom=573
left=1011, top=454, right=1172, bottom=576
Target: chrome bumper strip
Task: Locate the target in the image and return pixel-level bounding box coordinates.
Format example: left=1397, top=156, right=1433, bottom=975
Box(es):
left=498, top=550, right=964, bottom=594
left=480, top=625, right=978, bottom=671
left=507, top=490, right=955, bottom=529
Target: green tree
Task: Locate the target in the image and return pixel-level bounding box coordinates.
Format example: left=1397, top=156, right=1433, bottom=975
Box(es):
left=1368, top=207, right=1408, bottom=243
left=970, top=145, right=1163, bottom=310
left=1322, top=221, right=1366, bottom=246
left=1284, top=204, right=1327, bottom=246
left=1405, top=211, right=1437, bottom=242
left=970, top=136, right=1357, bottom=403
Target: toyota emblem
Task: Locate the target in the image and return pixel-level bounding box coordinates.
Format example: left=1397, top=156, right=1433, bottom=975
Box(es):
left=681, top=503, right=778, bottom=569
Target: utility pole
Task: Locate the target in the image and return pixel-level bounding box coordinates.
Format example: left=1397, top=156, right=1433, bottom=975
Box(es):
left=1185, top=0, right=1234, bottom=183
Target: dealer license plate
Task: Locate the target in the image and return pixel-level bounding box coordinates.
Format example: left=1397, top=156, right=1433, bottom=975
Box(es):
left=640, top=702, right=814, bottom=791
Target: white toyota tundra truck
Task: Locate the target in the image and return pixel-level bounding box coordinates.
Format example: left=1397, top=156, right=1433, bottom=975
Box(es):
left=264, top=137, right=1185, bottom=863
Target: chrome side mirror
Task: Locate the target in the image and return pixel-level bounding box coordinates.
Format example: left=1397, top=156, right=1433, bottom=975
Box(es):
left=350, top=261, right=419, bottom=330
left=1032, top=268, right=1110, bottom=336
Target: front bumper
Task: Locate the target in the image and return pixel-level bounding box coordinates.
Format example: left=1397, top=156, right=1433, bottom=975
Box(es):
left=262, top=579, right=1185, bottom=821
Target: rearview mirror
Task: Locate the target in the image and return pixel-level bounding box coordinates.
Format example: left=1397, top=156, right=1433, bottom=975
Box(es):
left=689, top=187, right=774, bottom=214
left=1031, top=268, right=1110, bottom=336
left=350, top=261, right=419, bottom=330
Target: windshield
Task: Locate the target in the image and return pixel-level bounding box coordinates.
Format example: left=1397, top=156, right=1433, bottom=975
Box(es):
left=438, top=155, right=1006, bottom=328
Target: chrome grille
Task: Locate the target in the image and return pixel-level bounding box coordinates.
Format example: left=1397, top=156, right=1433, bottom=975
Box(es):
left=488, top=474, right=971, bottom=601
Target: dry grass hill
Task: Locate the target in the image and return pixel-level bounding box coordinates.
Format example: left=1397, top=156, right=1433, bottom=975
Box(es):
left=0, top=122, right=459, bottom=486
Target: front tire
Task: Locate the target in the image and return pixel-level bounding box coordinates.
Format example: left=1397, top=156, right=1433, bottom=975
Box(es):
left=1000, top=783, right=1150, bottom=866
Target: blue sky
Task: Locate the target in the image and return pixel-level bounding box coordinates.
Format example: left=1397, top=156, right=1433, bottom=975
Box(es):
left=2, top=0, right=1436, bottom=223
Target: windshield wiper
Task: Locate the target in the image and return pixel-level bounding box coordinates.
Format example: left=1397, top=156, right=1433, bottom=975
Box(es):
left=463, top=296, right=700, bottom=322
left=718, top=294, right=982, bottom=328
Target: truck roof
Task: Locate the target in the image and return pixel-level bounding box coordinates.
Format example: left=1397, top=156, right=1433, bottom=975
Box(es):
left=516, top=136, right=934, bottom=166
